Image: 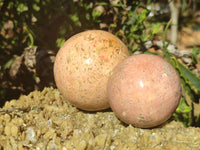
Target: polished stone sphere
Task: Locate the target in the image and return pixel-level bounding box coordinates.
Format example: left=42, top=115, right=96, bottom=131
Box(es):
left=107, top=54, right=181, bottom=128
left=54, top=30, right=130, bottom=111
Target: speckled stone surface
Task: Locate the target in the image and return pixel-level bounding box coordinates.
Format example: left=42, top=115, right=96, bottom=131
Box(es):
left=54, top=30, right=130, bottom=111
left=108, top=54, right=181, bottom=128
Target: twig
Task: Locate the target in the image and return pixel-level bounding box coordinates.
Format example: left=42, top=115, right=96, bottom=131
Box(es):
left=0, top=107, right=31, bottom=114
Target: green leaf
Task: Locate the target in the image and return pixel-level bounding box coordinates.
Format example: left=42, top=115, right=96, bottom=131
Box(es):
left=92, top=10, right=102, bottom=20
left=110, top=23, right=117, bottom=28
left=3, top=57, right=15, bottom=70
left=33, top=4, right=40, bottom=11
left=17, top=3, right=28, bottom=13
left=176, top=98, right=192, bottom=113
left=85, top=13, right=90, bottom=20
left=59, top=28, right=66, bottom=36
left=82, top=3, right=91, bottom=10
left=162, top=20, right=172, bottom=61
left=127, top=7, right=138, bottom=25
left=0, top=1, right=3, bottom=6
left=170, top=57, right=199, bottom=103
left=8, top=1, right=14, bottom=7
left=130, top=25, right=138, bottom=32
left=191, top=46, right=200, bottom=64
left=56, top=38, right=65, bottom=48
left=25, top=28, right=35, bottom=47
left=180, top=77, right=197, bottom=102
left=152, top=23, right=163, bottom=34
left=96, top=2, right=108, bottom=6
left=137, top=9, right=148, bottom=24
left=144, top=51, right=159, bottom=55
left=70, top=13, right=79, bottom=23
left=177, top=60, right=200, bottom=92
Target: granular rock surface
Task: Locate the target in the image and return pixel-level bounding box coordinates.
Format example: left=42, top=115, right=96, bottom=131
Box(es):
left=0, top=87, right=200, bottom=150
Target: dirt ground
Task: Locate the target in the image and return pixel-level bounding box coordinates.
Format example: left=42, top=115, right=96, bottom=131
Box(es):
left=0, top=87, right=200, bottom=150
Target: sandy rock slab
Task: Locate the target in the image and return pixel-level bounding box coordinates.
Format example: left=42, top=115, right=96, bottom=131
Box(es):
left=0, top=87, right=200, bottom=150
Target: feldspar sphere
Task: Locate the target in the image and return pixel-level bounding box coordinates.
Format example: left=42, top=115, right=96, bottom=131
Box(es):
left=54, top=30, right=130, bottom=111
left=107, top=54, right=181, bottom=128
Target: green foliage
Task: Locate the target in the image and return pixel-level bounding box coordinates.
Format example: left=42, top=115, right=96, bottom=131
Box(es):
left=92, top=10, right=102, bottom=22
left=2, top=57, right=15, bottom=70
left=1, top=0, right=162, bottom=62
left=173, top=98, right=192, bottom=127
left=111, top=1, right=164, bottom=52
left=192, top=46, right=200, bottom=64
left=25, top=28, right=35, bottom=47
left=56, top=38, right=65, bottom=48
left=176, top=98, right=192, bottom=113
left=177, top=60, right=200, bottom=93
left=162, top=20, right=200, bottom=127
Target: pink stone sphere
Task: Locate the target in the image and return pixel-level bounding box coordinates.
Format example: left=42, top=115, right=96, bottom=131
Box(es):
left=107, top=54, right=181, bottom=128
left=54, top=30, right=130, bottom=111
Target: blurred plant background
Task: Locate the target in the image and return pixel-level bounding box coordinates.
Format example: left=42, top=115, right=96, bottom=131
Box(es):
left=0, top=0, right=200, bottom=127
